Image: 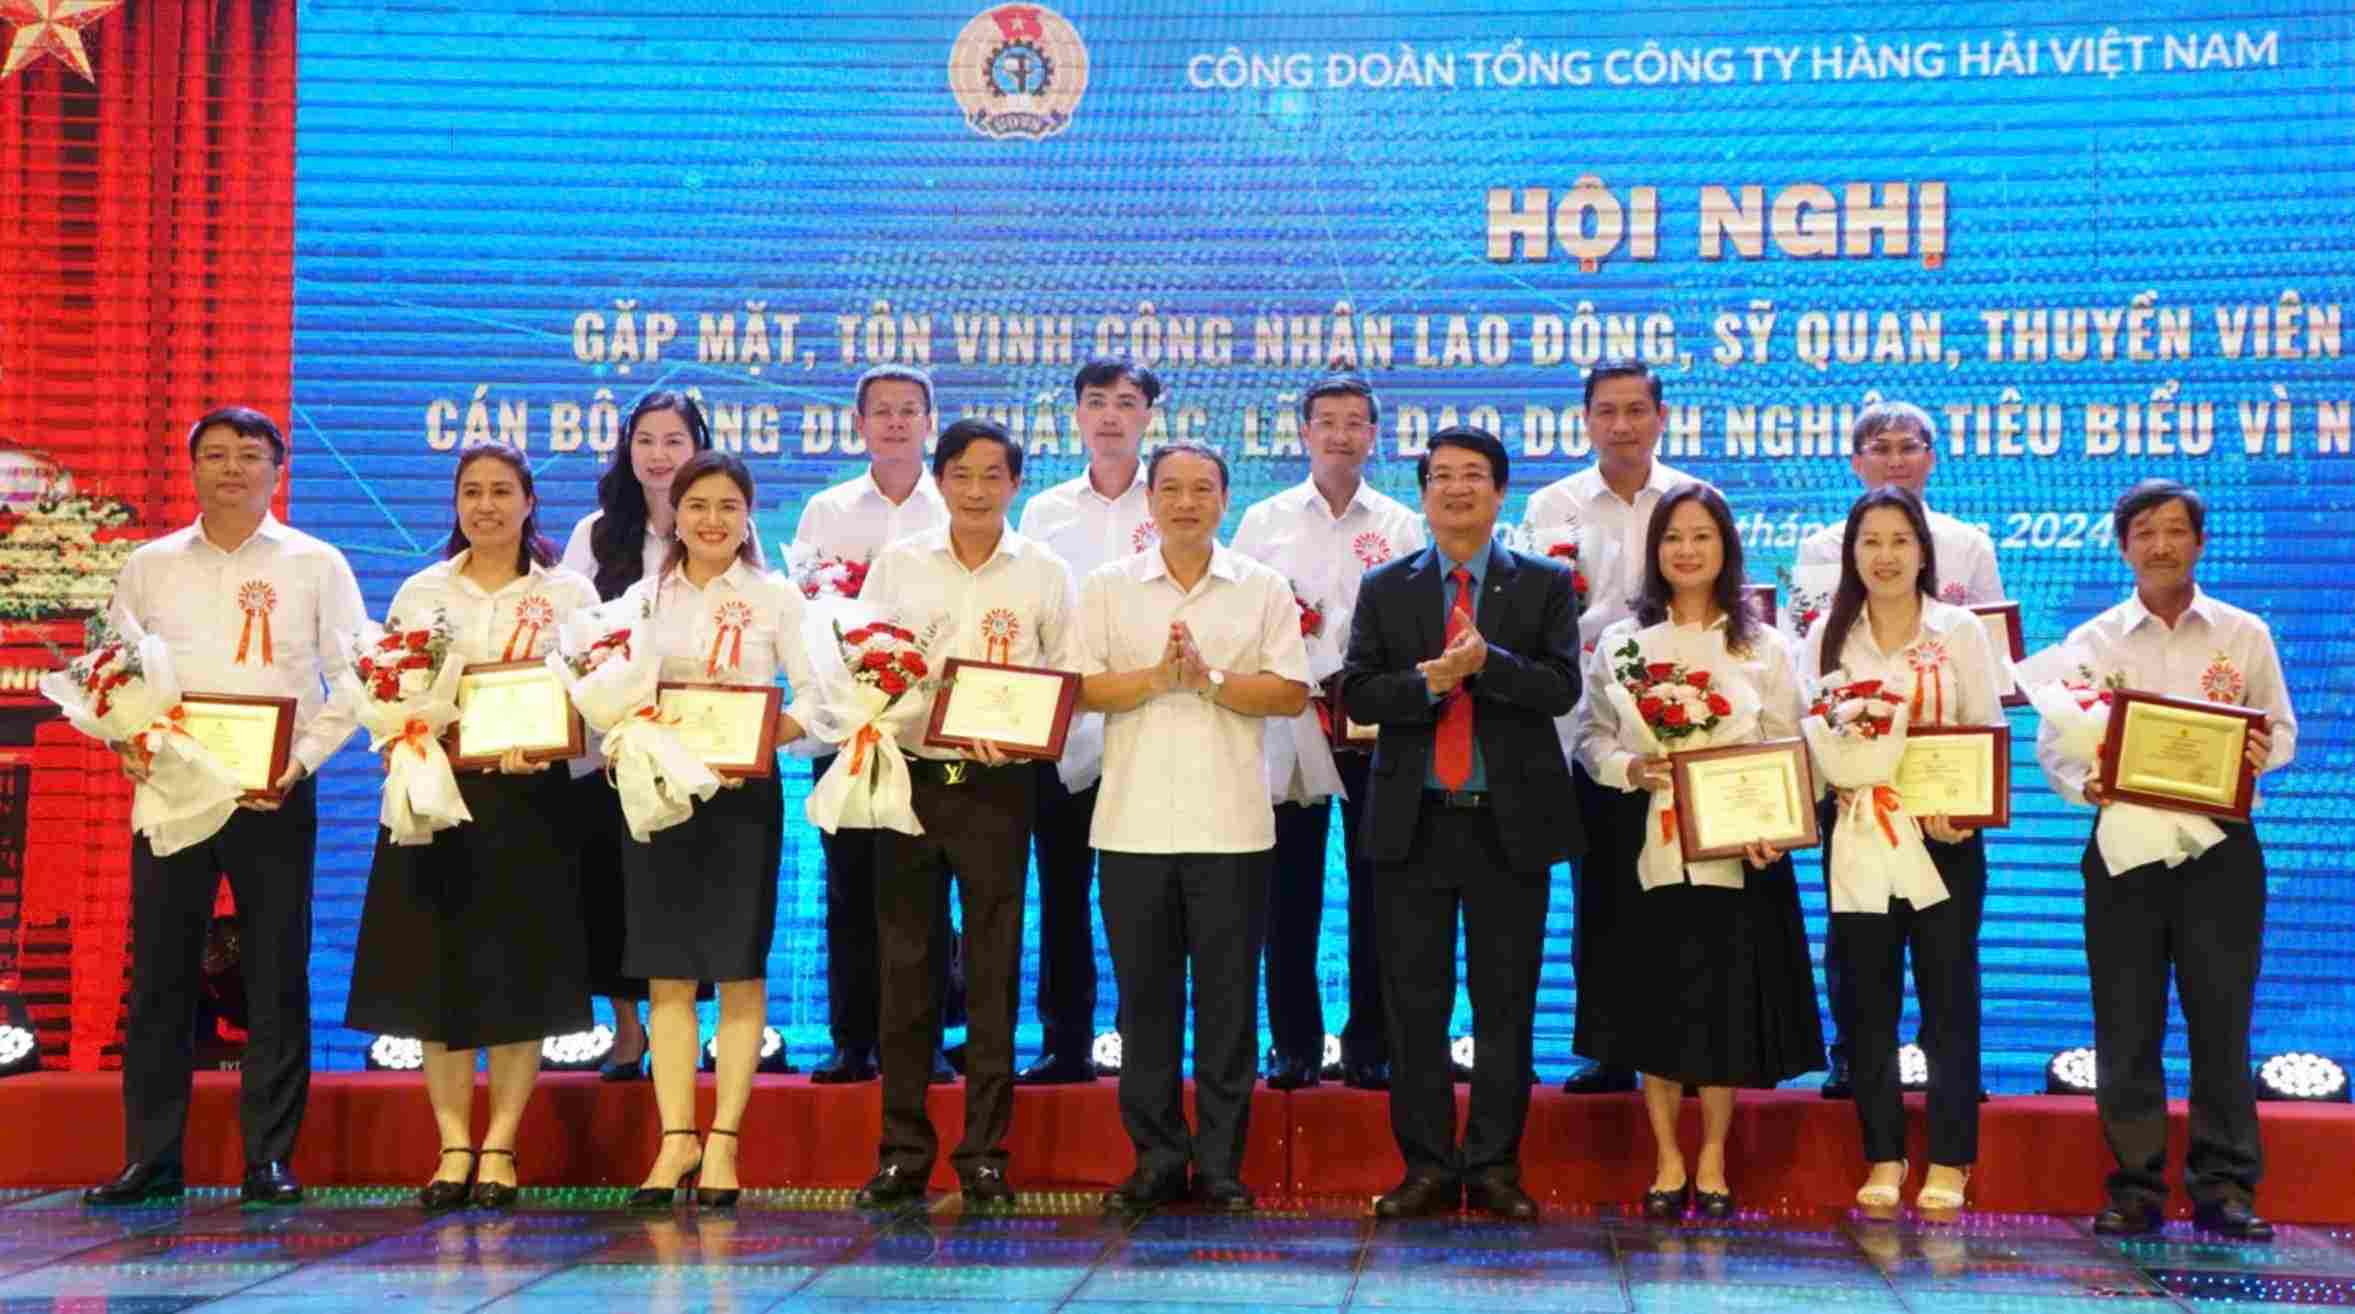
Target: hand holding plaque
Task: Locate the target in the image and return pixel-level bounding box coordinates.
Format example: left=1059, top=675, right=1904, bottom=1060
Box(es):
left=2098, top=690, right=2264, bottom=821
left=923, top=659, right=1081, bottom=761
left=1670, top=738, right=1821, bottom=862
left=447, top=661, right=584, bottom=769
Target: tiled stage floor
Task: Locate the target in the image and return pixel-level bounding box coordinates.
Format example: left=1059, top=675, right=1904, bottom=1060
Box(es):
left=1, top=1186, right=2351, bottom=1314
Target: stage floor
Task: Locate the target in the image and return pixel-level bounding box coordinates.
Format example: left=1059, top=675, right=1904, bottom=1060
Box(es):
left=0, top=1188, right=2351, bottom=1314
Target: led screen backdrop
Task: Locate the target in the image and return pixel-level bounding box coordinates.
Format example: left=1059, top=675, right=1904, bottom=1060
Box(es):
left=280, top=1, right=2355, bottom=1081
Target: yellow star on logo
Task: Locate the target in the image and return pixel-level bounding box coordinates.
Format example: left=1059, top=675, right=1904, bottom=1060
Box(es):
left=2, top=0, right=128, bottom=84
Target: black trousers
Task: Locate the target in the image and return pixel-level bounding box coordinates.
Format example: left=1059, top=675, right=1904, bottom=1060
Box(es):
left=1568, top=761, right=1623, bottom=1061
left=2082, top=822, right=2267, bottom=1209
left=1266, top=752, right=1375, bottom=1064
left=814, top=754, right=949, bottom=1053
left=1830, top=832, right=1987, bottom=1166
left=1099, top=849, right=1269, bottom=1183
left=873, top=761, right=1034, bottom=1179
left=124, top=778, right=317, bottom=1169
left=1380, top=802, right=1550, bottom=1184
left=1031, top=762, right=1099, bottom=1061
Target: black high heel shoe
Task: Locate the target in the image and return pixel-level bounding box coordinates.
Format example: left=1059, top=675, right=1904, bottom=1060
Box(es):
left=419, top=1147, right=475, bottom=1214
left=695, top=1128, right=741, bottom=1209
left=626, top=1130, right=702, bottom=1210
left=1642, top=1183, right=1691, bottom=1221
left=471, top=1148, right=519, bottom=1210
left=1694, top=1187, right=1736, bottom=1220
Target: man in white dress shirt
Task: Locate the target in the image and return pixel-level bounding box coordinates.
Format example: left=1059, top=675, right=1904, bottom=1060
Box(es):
left=1231, top=372, right=1425, bottom=1091
left=851, top=418, right=1078, bottom=1210
left=1008, top=356, right=1161, bottom=1083
left=1788, top=400, right=2005, bottom=1099
left=1520, top=358, right=1703, bottom=1095
left=85, top=407, right=367, bottom=1207
left=2037, top=479, right=2294, bottom=1242
left=1079, top=443, right=1311, bottom=1212
left=790, top=365, right=954, bottom=1086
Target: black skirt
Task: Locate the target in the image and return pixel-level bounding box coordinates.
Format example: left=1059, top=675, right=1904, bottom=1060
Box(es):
left=345, top=768, right=593, bottom=1049
left=620, top=770, right=784, bottom=983
left=572, top=769, right=644, bottom=1001
left=1583, top=789, right=1826, bottom=1088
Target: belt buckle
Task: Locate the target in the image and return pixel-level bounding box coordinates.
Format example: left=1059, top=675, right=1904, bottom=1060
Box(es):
left=941, top=760, right=969, bottom=786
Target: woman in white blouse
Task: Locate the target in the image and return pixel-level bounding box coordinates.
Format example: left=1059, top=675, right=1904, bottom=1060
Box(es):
left=345, top=444, right=601, bottom=1212
left=617, top=451, right=813, bottom=1211
left=1574, top=483, right=1823, bottom=1221
left=1799, top=486, right=2004, bottom=1222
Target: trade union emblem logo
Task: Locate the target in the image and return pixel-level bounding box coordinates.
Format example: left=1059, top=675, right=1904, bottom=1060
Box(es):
left=948, top=5, right=1088, bottom=141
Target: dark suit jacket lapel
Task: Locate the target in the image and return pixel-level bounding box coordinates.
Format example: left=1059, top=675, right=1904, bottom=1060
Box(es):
left=1477, top=539, right=1518, bottom=634
left=1407, top=545, right=1446, bottom=660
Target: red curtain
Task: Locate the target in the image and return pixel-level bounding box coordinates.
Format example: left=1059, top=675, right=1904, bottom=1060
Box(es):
left=0, top=0, right=296, bottom=1068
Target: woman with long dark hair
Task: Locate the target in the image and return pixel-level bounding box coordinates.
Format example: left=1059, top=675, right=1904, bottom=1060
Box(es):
left=558, top=391, right=713, bottom=1080
left=345, top=444, right=601, bottom=1211
left=1800, top=486, right=2003, bottom=1222
left=1572, top=482, right=1822, bottom=1220
left=615, top=451, right=812, bottom=1210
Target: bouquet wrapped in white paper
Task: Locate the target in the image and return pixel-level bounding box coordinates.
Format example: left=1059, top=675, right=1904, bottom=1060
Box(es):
left=343, top=613, right=471, bottom=846
left=2024, top=656, right=2222, bottom=876
left=800, top=606, right=935, bottom=837
left=1799, top=672, right=1945, bottom=913
left=40, top=614, right=240, bottom=856
left=1599, top=640, right=1760, bottom=892
left=546, top=602, right=717, bottom=842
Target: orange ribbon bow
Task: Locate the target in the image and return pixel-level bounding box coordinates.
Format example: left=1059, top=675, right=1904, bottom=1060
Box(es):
left=393, top=717, right=434, bottom=760
left=846, top=723, right=883, bottom=776
left=1868, top=784, right=1903, bottom=848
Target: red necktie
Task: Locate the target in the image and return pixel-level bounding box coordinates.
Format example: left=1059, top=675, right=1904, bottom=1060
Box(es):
left=1433, top=567, right=1475, bottom=790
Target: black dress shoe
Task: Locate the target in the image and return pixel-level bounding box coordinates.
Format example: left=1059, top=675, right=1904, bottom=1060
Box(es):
left=930, top=1049, right=959, bottom=1085
left=599, top=1048, right=648, bottom=1082
left=1561, top=1063, right=1636, bottom=1095
left=1642, top=1184, right=1690, bottom=1220
left=1263, top=1052, right=1318, bottom=1091
left=1694, top=1188, right=1736, bottom=1220
left=854, top=1162, right=928, bottom=1208
left=809, top=1046, right=878, bottom=1085
left=1820, top=1055, right=1853, bottom=1100
left=1103, top=1170, right=1188, bottom=1212
left=418, top=1148, right=476, bottom=1213
left=470, top=1149, right=519, bottom=1211
left=241, top=1160, right=302, bottom=1206
left=1373, top=1176, right=1461, bottom=1219
left=2194, top=1200, right=2274, bottom=1241
left=1342, top=1060, right=1391, bottom=1091
left=1015, top=1053, right=1099, bottom=1085
left=83, top=1161, right=184, bottom=1207
left=2093, top=1199, right=2165, bottom=1236
left=1464, top=1176, right=1538, bottom=1219
left=1194, top=1177, right=1254, bottom=1212
left=959, top=1163, right=1016, bottom=1207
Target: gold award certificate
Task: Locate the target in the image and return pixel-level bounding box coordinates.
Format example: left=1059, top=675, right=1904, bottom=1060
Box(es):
left=1674, top=740, right=1818, bottom=861
left=656, top=683, right=782, bottom=778
left=1894, top=725, right=2009, bottom=828
left=924, top=660, right=1079, bottom=760
left=177, top=694, right=294, bottom=795
left=2111, top=696, right=2250, bottom=814
left=451, top=662, right=582, bottom=766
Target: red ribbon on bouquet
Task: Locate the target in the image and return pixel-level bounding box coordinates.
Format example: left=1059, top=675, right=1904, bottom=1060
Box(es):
left=1868, top=785, right=1903, bottom=848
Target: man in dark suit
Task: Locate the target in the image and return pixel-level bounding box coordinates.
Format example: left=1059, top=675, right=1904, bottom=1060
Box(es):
left=1340, top=424, right=1584, bottom=1219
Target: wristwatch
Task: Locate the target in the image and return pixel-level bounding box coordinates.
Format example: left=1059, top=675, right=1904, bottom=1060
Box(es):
left=1202, top=668, right=1227, bottom=700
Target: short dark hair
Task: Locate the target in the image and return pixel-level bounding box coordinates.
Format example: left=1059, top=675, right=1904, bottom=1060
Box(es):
left=931, top=416, right=1023, bottom=481
left=1073, top=354, right=1162, bottom=406
left=1146, top=441, right=1228, bottom=492
left=1298, top=372, right=1380, bottom=427
left=855, top=364, right=934, bottom=414
left=185, top=406, right=286, bottom=465
left=1416, top=425, right=1509, bottom=490
left=1582, top=357, right=1663, bottom=409
left=2113, top=478, right=2206, bottom=545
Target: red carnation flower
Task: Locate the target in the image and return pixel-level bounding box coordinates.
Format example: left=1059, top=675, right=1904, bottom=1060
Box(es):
left=861, top=649, right=893, bottom=671
left=1547, top=542, right=1577, bottom=559
left=843, top=627, right=872, bottom=645
left=1638, top=697, right=1665, bottom=721
left=377, top=635, right=406, bottom=652
left=877, top=670, right=908, bottom=697
left=406, top=631, right=431, bottom=652
left=898, top=652, right=928, bottom=677
left=401, top=653, right=431, bottom=671
left=1706, top=692, right=1732, bottom=717
left=1685, top=671, right=1711, bottom=690
left=1662, top=704, right=1690, bottom=727
left=1646, top=662, right=1676, bottom=681
left=356, top=658, right=376, bottom=679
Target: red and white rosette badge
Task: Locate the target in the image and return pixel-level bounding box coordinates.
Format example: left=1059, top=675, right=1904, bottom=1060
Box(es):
left=1352, top=531, right=1394, bottom=568
left=2200, top=652, right=2246, bottom=705
left=706, top=600, right=755, bottom=676
left=1131, top=520, right=1159, bottom=554
left=979, top=608, right=1020, bottom=664
left=235, top=580, right=278, bottom=666
left=1904, top=636, right=1950, bottom=724
left=502, top=595, right=556, bottom=661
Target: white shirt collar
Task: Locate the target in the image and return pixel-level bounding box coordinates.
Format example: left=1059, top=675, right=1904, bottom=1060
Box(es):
left=1289, top=476, right=1378, bottom=521
left=2121, top=583, right=2216, bottom=634
left=432, top=550, right=555, bottom=598
left=1570, top=458, right=1683, bottom=506
left=1077, top=463, right=1148, bottom=505
left=1137, top=541, right=1240, bottom=585
left=860, top=466, right=942, bottom=508
left=917, top=522, right=1027, bottom=568
left=664, top=556, right=757, bottom=593
left=186, top=511, right=289, bottom=554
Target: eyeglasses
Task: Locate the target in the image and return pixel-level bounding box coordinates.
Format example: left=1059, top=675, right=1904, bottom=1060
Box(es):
left=1425, top=472, right=1492, bottom=489
left=1858, top=439, right=1932, bottom=458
